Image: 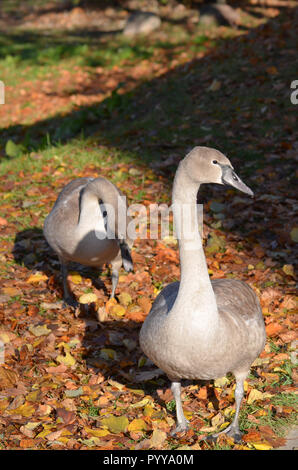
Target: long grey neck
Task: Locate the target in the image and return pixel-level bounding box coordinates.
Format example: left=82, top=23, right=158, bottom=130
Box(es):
left=171, top=161, right=218, bottom=325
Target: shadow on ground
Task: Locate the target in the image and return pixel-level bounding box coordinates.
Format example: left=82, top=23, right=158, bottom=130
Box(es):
left=2, top=8, right=297, bottom=268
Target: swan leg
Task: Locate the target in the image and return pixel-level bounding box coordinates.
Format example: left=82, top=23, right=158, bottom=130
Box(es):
left=210, top=372, right=247, bottom=443
left=60, top=259, right=78, bottom=308
left=170, top=381, right=189, bottom=435
left=110, top=269, right=119, bottom=299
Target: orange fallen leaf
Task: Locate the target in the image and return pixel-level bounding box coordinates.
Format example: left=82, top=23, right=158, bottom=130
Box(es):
left=265, top=322, right=284, bottom=337
left=105, top=297, right=118, bottom=314
left=197, top=386, right=208, bottom=400
left=126, top=309, right=146, bottom=322
left=137, top=297, right=152, bottom=315
left=2, top=287, right=22, bottom=296
left=243, top=429, right=262, bottom=443
left=20, top=438, right=35, bottom=448
left=27, top=273, right=48, bottom=284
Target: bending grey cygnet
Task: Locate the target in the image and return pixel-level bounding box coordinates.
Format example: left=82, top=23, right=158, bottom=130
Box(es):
left=44, top=176, right=133, bottom=306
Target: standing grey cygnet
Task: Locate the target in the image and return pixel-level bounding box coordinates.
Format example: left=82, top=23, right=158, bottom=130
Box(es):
left=43, top=176, right=133, bottom=306
left=140, top=147, right=266, bottom=442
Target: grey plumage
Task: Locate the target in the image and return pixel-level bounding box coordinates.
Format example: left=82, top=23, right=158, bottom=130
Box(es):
left=139, top=147, right=266, bottom=441
left=43, top=176, right=133, bottom=305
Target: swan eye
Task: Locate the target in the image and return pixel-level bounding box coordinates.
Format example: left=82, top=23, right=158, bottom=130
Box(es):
left=212, top=160, right=218, bottom=165
left=232, top=173, right=238, bottom=181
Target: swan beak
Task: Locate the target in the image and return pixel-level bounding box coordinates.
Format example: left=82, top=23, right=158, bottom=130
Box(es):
left=221, top=166, right=254, bottom=197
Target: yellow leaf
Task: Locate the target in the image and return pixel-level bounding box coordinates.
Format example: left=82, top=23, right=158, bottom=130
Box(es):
left=6, top=403, right=35, bottom=417
left=130, top=397, right=151, bottom=409
left=79, top=293, right=98, bottom=304
left=128, top=418, right=147, bottom=432
left=0, top=399, right=9, bottom=412
left=214, top=376, right=229, bottom=388
left=0, top=332, right=10, bottom=344
left=57, top=437, right=71, bottom=444
left=251, top=442, right=273, bottom=450
left=144, top=404, right=155, bottom=417
left=108, top=379, right=125, bottom=390
left=22, top=422, right=40, bottom=431
left=247, top=389, right=264, bottom=404
left=56, top=350, right=76, bottom=367
left=223, top=406, right=235, bottom=418
left=36, top=424, right=54, bottom=439
left=184, top=410, right=193, bottom=421
left=29, top=324, right=51, bottom=337
left=81, top=437, right=101, bottom=447
left=290, top=227, right=298, bottom=243
left=153, top=287, right=161, bottom=296
left=118, top=292, right=132, bottom=306
left=282, top=264, right=295, bottom=277
left=111, top=304, right=126, bottom=317
left=100, top=348, right=117, bottom=360
left=101, top=416, right=129, bottom=434
left=27, top=273, right=48, bottom=284
left=211, top=412, right=225, bottom=427
left=85, top=427, right=110, bottom=437
left=105, top=297, right=118, bottom=313
left=69, top=272, right=82, bottom=284
left=150, top=429, right=167, bottom=448
left=26, top=390, right=41, bottom=403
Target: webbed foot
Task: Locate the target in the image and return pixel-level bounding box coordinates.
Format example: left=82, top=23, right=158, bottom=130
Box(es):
left=209, top=424, right=243, bottom=443
left=170, top=419, right=190, bottom=436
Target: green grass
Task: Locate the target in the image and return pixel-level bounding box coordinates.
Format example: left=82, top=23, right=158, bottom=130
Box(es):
left=241, top=393, right=298, bottom=437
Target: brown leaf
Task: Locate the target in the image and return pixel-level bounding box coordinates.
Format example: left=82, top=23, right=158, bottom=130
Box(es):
left=0, top=366, right=18, bottom=389
left=56, top=408, right=76, bottom=425
left=279, top=330, right=297, bottom=343
left=279, top=296, right=297, bottom=310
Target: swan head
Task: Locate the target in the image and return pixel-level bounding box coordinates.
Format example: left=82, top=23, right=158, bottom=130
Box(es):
left=183, top=146, right=253, bottom=196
